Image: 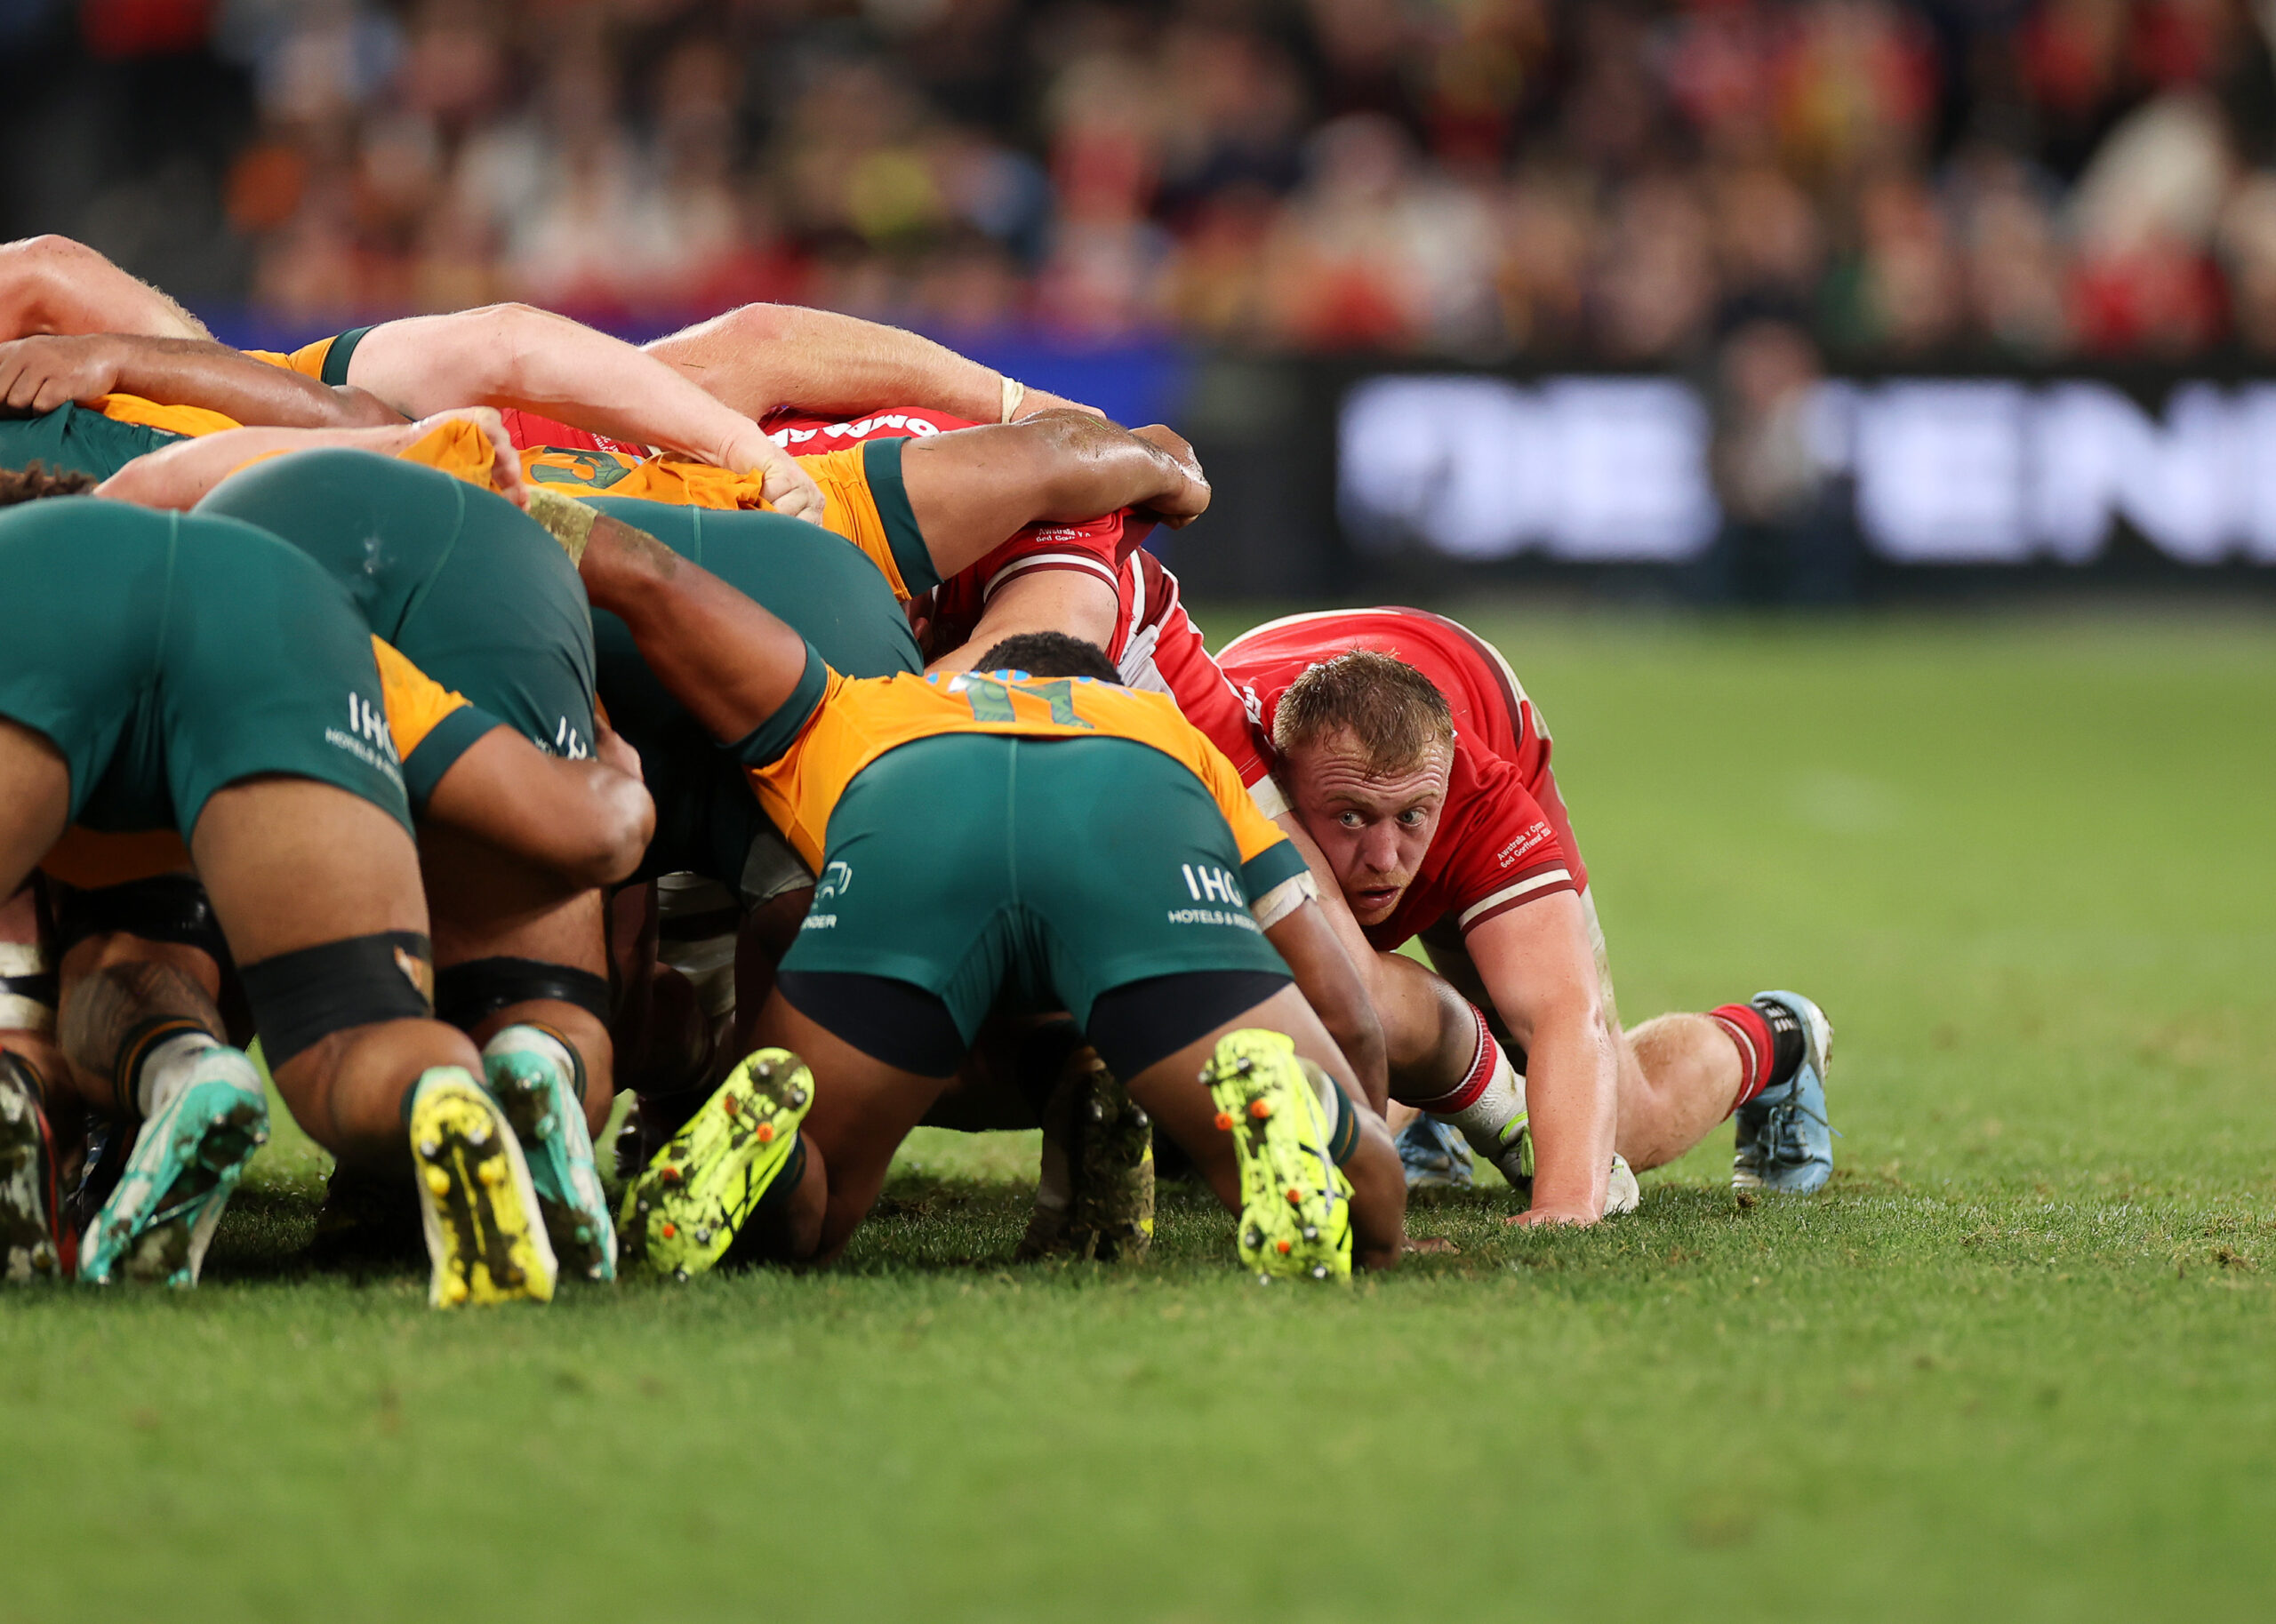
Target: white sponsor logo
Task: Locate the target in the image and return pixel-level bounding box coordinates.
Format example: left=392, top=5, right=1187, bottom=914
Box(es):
left=348, top=692, right=398, bottom=759
left=1166, top=907, right=1260, bottom=932
left=325, top=690, right=405, bottom=786
left=765, top=413, right=944, bottom=449
left=550, top=718, right=589, bottom=760
left=801, top=914, right=837, bottom=931
left=1171, top=863, right=1257, bottom=929
left=816, top=860, right=853, bottom=903
left=1180, top=863, right=1246, bottom=908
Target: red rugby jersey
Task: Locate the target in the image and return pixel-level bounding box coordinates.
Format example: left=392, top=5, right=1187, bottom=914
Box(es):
left=1216, top=608, right=1587, bottom=950
left=766, top=407, right=1141, bottom=604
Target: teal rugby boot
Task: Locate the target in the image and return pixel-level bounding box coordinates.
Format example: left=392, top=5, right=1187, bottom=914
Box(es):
left=80, top=1046, right=268, bottom=1286
left=481, top=1027, right=616, bottom=1283
left=1731, top=991, right=1834, bottom=1195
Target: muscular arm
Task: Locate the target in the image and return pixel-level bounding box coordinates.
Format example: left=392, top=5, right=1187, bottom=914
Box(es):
left=1268, top=809, right=1479, bottom=1104
left=902, top=416, right=1207, bottom=582
left=646, top=303, right=1102, bottom=424
left=927, top=570, right=1119, bottom=674
left=0, top=333, right=398, bottom=428
left=0, top=236, right=210, bottom=341
left=96, top=410, right=525, bottom=510
left=341, top=304, right=824, bottom=519
left=572, top=509, right=814, bottom=744
left=1263, top=900, right=1389, bottom=1112
left=421, top=724, right=653, bottom=891
left=1461, top=896, right=1619, bottom=1224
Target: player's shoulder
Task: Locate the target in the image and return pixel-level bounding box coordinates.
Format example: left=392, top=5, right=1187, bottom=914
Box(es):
left=1431, top=740, right=1558, bottom=866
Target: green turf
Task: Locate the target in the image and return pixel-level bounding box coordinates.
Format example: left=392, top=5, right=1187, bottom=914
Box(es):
left=7, top=609, right=2275, bottom=1623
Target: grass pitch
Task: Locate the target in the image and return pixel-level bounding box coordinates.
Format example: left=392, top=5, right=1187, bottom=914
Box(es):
left=5, top=609, right=2274, bottom=1623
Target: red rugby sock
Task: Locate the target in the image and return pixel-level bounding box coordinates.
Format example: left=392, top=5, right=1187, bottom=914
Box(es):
left=1709, top=1002, right=1776, bottom=1114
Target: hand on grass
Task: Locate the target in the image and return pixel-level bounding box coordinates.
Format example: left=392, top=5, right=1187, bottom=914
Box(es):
left=1505, top=1204, right=1599, bottom=1228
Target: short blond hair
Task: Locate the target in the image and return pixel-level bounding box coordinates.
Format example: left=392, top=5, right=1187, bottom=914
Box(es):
left=1271, top=649, right=1455, bottom=773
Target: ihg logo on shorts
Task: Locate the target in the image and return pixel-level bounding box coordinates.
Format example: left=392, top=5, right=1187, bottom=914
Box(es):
left=1168, top=864, right=1259, bottom=932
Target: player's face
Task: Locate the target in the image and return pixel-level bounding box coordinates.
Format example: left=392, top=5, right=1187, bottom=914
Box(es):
left=1282, top=729, right=1453, bottom=927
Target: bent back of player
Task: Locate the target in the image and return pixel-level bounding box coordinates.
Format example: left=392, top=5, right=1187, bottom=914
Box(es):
left=0, top=484, right=579, bottom=1305
left=557, top=504, right=1406, bottom=1282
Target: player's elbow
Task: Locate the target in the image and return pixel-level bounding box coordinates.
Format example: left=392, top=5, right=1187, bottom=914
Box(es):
left=0, top=236, right=100, bottom=330
left=702, top=303, right=800, bottom=345
left=563, top=773, right=654, bottom=888
left=93, top=452, right=188, bottom=510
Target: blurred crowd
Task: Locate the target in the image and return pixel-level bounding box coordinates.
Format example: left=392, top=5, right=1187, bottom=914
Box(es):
left=17, top=0, right=2276, bottom=359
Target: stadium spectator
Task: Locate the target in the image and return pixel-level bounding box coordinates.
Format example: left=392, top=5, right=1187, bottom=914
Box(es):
left=7, top=0, right=2275, bottom=360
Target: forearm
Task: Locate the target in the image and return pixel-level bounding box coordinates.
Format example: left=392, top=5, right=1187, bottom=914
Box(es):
left=1022, top=412, right=1195, bottom=522
left=108, top=338, right=389, bottom=428
left=97, top=422, right=421, bottom=508
left=1274, top=814, right=1390, bottom=997
left=352, top=306, right=779, bottom=471
left=1515, top=1010, right=1619, bottom=1218
left=576, top=515, right=809, bottom=743
left=425, top=739, right=653, bottom=890
left=1265, top=902, right=1389, bottom=1112
left=649, top=304, right=1010, bottom=423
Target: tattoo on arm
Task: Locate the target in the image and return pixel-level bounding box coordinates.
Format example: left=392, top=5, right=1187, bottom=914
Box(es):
left=60, top=959, right=224, bottom=1109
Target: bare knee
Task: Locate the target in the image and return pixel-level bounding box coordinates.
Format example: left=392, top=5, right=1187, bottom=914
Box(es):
left=274, top=1017, right=484, bottom=1165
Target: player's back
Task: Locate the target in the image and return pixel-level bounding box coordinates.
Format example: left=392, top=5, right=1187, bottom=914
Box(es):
left=586, top=499, right=923, bottom=890
left=754, top=667, right=1251, bottom=869
left=1218, top=607, right=1547, bottom=782
left=196, top=447, right=597, bottom=757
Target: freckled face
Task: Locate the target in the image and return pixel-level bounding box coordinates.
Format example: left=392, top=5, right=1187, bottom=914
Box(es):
left=1281, top=729, right=1452, bottom=927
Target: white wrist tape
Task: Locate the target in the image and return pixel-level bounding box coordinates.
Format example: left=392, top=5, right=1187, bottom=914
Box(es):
left=1250, top=870, right=1318, bottom=931
left=999, top=374, right=1026, bottom=423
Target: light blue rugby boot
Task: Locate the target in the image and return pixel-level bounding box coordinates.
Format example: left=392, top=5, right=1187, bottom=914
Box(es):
left=1396, top=1116, right=1475, bottom=1190
left=1731, top=991, right=1834, bottom=1195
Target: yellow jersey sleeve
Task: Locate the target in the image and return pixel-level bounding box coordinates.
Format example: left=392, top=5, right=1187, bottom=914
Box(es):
left=372, top=637, right=505, bottom=807
left=1186, top=732, right=1292, bottom=868
left=398, top=417, right=508, bottom=492
left=284, top=336, right=340, bottom=380
left=741, top=660, right=849, bottom=869
left=90, top=392, right=242, bottom=438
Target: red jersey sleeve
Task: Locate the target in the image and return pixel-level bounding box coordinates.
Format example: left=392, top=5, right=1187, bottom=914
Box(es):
left=1364, top=743, right=1579, bottom=948
left=1434, top=748, right=1580, bottom=932
left=1114, top=554, right=1275, bottom=796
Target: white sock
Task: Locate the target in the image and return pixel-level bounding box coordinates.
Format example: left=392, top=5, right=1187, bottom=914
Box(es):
left=138, top=1031, right=220, bottom=1119
left=1432, top=1031, right=1530, bottom=1184
left=485, top=1024, right=574, bottom=1082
